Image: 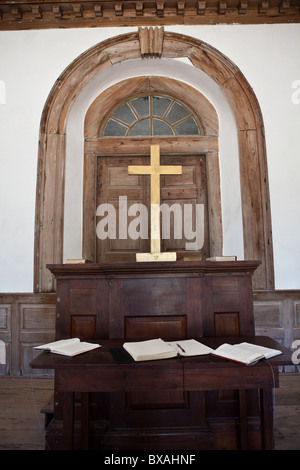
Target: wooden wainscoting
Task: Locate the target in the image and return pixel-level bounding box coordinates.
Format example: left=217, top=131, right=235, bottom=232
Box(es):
left=253, top=290, right=300, bottom=371
left=0, top=290, right=299, bottom=375
left=0, top=294, right=56, bottom=376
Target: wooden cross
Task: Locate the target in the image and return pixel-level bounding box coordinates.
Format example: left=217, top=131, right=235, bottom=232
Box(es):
left=128, top=145, right=182, bottom=262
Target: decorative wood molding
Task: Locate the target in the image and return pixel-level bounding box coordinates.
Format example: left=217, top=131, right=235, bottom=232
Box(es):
left=138, top=26, right=164, bottom=57
left=0, top=0, right=299, bottom=30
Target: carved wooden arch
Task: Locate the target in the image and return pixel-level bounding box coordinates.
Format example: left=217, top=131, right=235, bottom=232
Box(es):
left=34, top=29, right=274, bottom=292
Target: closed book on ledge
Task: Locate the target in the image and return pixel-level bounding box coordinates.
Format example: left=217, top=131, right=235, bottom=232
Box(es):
left=33, top=338, right=100, bottom=357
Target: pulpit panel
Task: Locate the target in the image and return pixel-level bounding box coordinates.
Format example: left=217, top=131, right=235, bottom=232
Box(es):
left=123, top=278, right=187, bottom=318
left=125, top=316, right=187, bottom=341
left=201, top=276, right=255, bottom=337
left=56, top=279, right=110, bottom=340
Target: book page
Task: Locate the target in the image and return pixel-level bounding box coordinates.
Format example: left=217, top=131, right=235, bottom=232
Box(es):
left=168, top=339, right=214, bottom=357
left=51, top=341, right=100, bottom=356
left=234, top=342, right=282, bottom=359
left=33, top=338, right=80, bottom=351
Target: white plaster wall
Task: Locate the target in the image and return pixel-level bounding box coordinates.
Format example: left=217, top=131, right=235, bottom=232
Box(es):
left=0, top=24, right=299, bottom=291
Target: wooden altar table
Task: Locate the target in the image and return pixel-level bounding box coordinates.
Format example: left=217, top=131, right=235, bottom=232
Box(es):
left=30, top=335, right=292, bottom=450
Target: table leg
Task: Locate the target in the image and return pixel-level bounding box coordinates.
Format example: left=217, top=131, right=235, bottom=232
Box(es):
left=260, top=387, right=274, bottom=450
left=80, top=393, right=90, bottom=450
left=238, top=389, right=248, bottom=449
left=63, top=392, right=74, bottom=450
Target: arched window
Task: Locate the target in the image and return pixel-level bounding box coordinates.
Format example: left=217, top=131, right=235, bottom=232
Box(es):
left=103, top=95, right=202, bottom=137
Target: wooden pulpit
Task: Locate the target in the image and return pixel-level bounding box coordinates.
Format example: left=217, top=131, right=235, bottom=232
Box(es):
left=44, top=259, right=265, bottom=450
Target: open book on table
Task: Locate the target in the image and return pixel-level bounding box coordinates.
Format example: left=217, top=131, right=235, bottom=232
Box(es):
left=123, top=338, right=214, bottom=362
left=33, top=338, right=100, bottom=357
left=212, top=342, right=282, bottom=365
left=123, top=338, right=282, bottom=365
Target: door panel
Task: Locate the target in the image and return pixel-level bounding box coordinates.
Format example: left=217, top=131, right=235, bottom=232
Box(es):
left=96, top=156, right=150, bottom=262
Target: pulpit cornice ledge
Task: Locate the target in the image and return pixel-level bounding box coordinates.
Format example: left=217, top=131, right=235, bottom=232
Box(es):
left=47, top=260, right=261, bottom=277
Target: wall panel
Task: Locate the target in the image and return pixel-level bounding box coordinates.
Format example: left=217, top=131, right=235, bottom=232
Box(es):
left=0, top=294, right=56, bottom=375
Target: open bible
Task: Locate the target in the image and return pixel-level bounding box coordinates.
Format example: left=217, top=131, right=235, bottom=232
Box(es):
left=212, top=342, right=282, bottom=365
left=33, top=338, right=100, bottom=357
left=123, top=338, right=213, bottom=362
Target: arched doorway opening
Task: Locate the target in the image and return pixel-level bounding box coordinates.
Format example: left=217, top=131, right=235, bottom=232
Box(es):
left=82, top=76, right=221, bottom=263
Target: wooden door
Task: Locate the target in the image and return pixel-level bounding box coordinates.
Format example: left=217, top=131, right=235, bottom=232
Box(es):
left=96, top=154, right=209, bottom=262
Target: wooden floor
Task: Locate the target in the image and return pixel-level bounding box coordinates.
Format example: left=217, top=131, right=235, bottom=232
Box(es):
left=0, top=374, right=299, bottom=450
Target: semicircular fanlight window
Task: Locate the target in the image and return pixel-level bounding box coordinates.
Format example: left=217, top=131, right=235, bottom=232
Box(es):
left=103, top=95, right=201, bottom=137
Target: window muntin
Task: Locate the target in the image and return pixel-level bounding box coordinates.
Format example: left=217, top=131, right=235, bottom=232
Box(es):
left=103, top=95, right=201, bottom=137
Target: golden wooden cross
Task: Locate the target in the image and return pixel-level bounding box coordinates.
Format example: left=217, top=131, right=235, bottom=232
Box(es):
left=128, top=145, right=182, bottom=262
